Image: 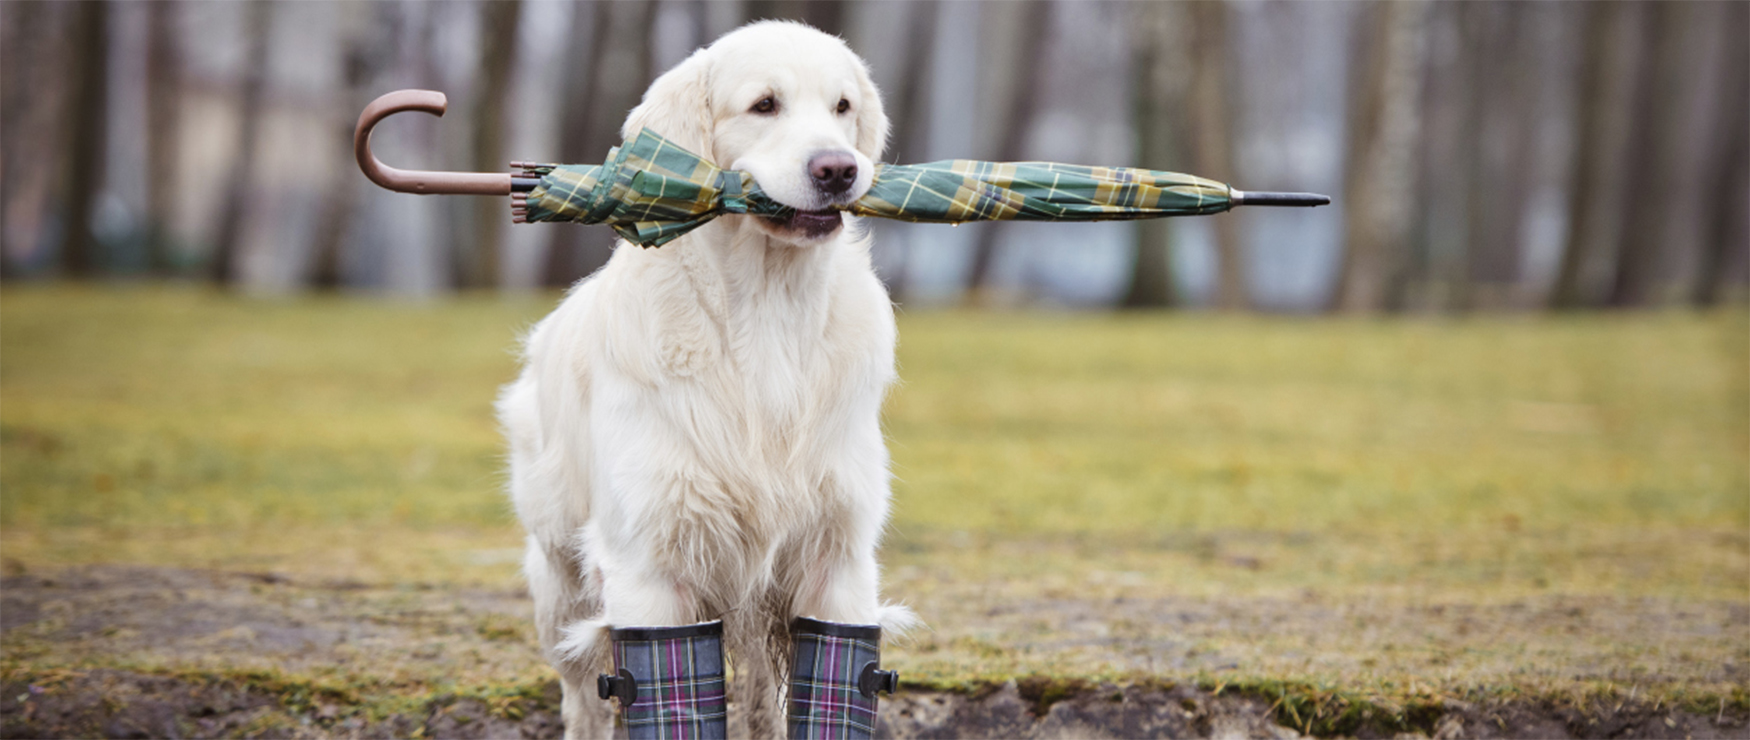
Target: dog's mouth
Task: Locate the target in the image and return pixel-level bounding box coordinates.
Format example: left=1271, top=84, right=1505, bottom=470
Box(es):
left=762, top=208, right=845, bottom=239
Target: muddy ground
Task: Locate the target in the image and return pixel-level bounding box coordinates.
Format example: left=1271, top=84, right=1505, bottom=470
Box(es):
left=2, top=566, right=1744, bottom=739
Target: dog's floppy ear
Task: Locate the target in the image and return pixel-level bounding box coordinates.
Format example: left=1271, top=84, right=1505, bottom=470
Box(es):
left=851, top=57, right=889, bottom=162
left=622, top=48, right=714, bottom=159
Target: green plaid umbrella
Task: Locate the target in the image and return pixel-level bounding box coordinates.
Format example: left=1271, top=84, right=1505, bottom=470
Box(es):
left=511, top=128, right=1327, bottom=248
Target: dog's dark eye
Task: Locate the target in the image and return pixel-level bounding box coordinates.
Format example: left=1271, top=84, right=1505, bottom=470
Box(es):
left=836, top=98, right=851, bottom=114
left=751, top=96, right=777, bottom=114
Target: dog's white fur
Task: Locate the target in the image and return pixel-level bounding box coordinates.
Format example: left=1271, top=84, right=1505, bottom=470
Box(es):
left=496, top=22, right=913, bottom=739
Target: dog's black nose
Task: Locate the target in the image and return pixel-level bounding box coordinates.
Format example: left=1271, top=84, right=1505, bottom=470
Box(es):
left=809, top=152, right=858, bottom=195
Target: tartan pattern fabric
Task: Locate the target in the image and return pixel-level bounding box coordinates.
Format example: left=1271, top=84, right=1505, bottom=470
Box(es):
left=787, top=625, right=883, bottom=740
left=848, top=159, right=1232, bottom=224
left=520, top=129, right=793, bottom=248
left=518, top=129, right=1235, bottom=248
left=610, top=622, right=728, bottom=740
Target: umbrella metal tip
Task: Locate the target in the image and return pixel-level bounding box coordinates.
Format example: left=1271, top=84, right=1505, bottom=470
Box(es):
left=1233, top=190, right=1331, bottom=207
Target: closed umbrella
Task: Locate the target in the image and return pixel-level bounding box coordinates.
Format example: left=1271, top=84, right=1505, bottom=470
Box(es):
left=357, top=90, right=1328, bottom=248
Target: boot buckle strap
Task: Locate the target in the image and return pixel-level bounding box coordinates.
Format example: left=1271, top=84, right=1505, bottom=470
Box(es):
left=597, top=668, right=638, bottom=706
left=857, top=662, right=898, bottom=699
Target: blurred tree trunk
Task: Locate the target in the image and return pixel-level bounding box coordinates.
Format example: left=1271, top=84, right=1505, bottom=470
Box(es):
left=1121, top=2, right=1186, bottom=309
left=144, top=0, right=181, bottom=276
left=1187, top=0, right=1248, bottom=311
left=210, top=1, right=273, bottom=286
left=889, top=2, right=937, bottom=166
left=309, top=4, right=396, bottom=290
left=1609, top=3, right=1684, bottom=308
left=1, top=2, right=72, bottom=278
left=1331, top=0, right=1427, bottom=313
left=459, top=0, right=522, bottom=290
left=1405, top=2, right=1465, bottom=312
left=60, top=0, right=109, bottom=278
left=1459, top=3, right=1538, bottom=311
left=1550, top=2, right=1645, bottom=310
left=1547, top=3, right=1606, bottom=310
left=964, top=0, right=1049, bottom=302
left=1416, top=3, right=1491, bottom=313
left=879, top=0, right=939, bottom=301
left=1692, top=2, right=1749, bottom=307
left=745, top=0, right=841, bottom=36
left=543, top=0, right=609, bottom=288
left=545, top=0, right=658, bottom=288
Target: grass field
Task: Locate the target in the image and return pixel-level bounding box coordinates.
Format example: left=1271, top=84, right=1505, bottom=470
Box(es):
left=2, top=285, right=1746, bottom=729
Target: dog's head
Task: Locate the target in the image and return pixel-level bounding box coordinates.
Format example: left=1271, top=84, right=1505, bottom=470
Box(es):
left=622, top=21, right=889, bottom=245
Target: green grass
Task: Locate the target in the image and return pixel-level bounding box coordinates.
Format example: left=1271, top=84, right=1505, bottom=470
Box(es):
left=3, top=285, right=1746, bottom=712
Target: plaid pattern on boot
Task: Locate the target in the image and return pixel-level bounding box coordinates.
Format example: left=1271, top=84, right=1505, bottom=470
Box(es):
left=786, top=618, right=887, bottom=740
left=608, top=621, right=728, bottom=740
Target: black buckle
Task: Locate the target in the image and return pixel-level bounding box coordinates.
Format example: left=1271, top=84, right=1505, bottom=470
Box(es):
left=857, top=662, right=898, bottom=699
left=597, top=669, right=638, bottom=706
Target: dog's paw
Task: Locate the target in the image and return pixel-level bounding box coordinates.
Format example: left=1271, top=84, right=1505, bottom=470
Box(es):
left=875, top=602, right=922, bottom=640
left=554, top=618, right=610, bottom=664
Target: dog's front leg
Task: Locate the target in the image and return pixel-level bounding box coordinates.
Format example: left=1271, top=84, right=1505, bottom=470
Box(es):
left=781, top=473, right=914, bottom=740
left=582, top=469, right=735, bottom=740
left=791, top=546, right=880, bottom=625
left=789, top=466, right=914, bottom=631
left=525, top=539, right=616, bottom=740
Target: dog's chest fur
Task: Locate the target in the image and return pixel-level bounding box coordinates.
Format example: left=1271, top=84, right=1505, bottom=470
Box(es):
left=602, top=220, right=894, bottom=589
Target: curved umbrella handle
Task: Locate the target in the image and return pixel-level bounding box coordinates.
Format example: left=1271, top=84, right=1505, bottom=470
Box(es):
left=354, top=89, right=513, bottom=196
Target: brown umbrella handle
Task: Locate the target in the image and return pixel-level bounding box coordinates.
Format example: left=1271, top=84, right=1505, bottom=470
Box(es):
left=355, top=89, right=515, bottom=196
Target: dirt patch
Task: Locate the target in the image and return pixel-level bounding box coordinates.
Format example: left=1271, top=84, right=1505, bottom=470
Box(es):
left=2, top=565, right=1745, bottom=739
left=1, top=669, right=551, bottom=739
left=0, top=564, right=542, bottom=682
left=4, top=669, right=1744, bottom=739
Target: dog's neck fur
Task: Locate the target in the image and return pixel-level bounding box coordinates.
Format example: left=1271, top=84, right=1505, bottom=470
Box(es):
left=637, top=215, right=851, bottom=468
left=671, top=216, right=838, bottom=342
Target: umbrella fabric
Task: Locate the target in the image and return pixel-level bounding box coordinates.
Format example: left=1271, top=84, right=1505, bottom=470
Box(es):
left=517, top=128, right=1234, bottom=248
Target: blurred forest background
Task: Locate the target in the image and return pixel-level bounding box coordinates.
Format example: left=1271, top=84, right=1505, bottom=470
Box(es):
left=2, top=0, right=1746, bottom=312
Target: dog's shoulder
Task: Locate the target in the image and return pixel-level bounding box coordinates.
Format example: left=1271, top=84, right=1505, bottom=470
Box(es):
left=544, top=246, right=720, bottom=385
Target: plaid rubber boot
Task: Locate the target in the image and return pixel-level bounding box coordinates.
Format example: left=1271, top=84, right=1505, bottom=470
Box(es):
left=596, top=621, right=728, bottom=740
left=786, top=617, right=899, bottom=740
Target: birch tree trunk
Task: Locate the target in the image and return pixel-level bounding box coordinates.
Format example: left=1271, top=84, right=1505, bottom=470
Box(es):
left=1332, top=0, right=1427, bottom=313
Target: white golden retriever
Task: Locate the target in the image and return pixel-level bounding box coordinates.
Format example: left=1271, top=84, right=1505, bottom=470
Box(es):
left=495, top=21, right=914, bottom=739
